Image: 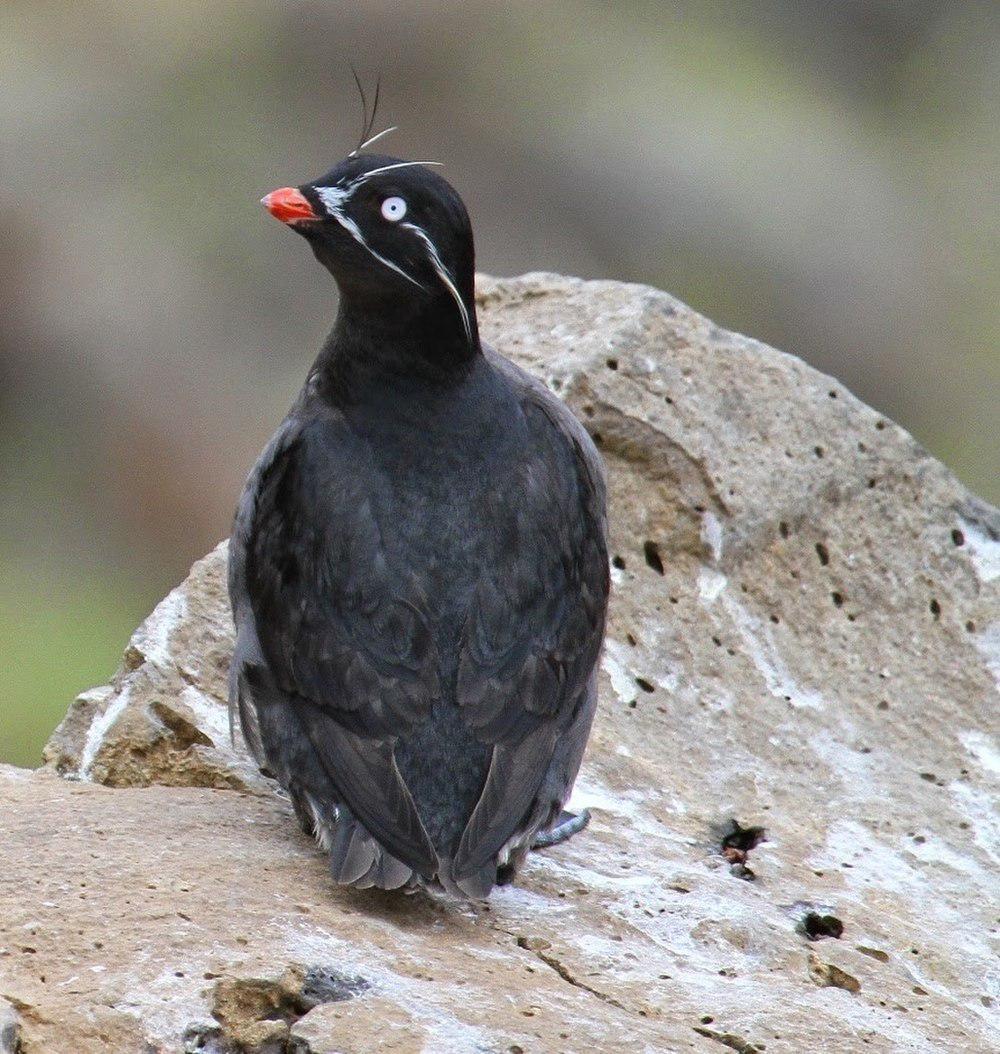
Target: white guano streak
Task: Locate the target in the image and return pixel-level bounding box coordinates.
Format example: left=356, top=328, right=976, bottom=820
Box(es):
left=79, top=684, right=132, bottom=778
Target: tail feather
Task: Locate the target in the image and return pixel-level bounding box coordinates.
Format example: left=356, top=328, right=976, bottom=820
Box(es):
left=329, top=817, right=379, bottom=884
left=359, top=846, right=414, bottom=891
left=452, top=728, right=557, bottom=883
left=439, top=857, right=497, bottom=900
left=317, top=803, right=415, bottom=891
left=233, top=649, right=591, bottom=899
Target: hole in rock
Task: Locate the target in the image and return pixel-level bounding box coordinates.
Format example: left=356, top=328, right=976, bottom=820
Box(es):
left=802, top=912, right=844, bottom=941
left=721, top=821, right=766, bottom=854
left=643, top=540, right=665, bottom=575
left=718, top=820, right=766, bottom=881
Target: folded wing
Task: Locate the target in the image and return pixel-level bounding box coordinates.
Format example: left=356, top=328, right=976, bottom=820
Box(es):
left=453, top=360, right=609, bottom=881
left=240, top=415, right=441, bottom=877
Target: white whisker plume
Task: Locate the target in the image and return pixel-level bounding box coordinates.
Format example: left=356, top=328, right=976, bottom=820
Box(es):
left=355, top=161, right=443, bottom=182
left=351, top=126, right=399, bottom=155
left=401, top=221, right=473, bottom=344
left=316, top=186, right=425, bottom=290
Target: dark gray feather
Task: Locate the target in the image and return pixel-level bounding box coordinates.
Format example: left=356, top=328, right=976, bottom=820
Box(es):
left=228, top=340, right=608, bottom=892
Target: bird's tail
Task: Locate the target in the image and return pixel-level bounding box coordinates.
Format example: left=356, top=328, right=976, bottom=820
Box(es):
left=233, top=660, right=420, bottom=891
left=292, top=790, right=416, bottom=891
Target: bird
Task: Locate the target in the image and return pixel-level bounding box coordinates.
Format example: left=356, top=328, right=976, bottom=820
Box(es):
left=227, top=142, right=609, bottom=899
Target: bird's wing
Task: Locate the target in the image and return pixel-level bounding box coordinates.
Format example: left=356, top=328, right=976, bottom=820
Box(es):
left=453, top=352, right=610, bottom=878
left=238, top=410, right=440, bottom=876
left=229, top=417, right=303, bottom=766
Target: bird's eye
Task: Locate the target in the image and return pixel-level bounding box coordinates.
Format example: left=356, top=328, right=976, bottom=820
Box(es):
left=381, top=196, right=407, bottom=222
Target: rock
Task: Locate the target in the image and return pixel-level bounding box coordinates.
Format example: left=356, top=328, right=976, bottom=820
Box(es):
left=197, top=963, right=370, bottom=1052
left=288, top=997, right=428, bottom=1054
left=3, top=273, right=994, bottom=1052
left=42, top=543, right=264, bottom=793
left=808, top=951, right=862, bottom=994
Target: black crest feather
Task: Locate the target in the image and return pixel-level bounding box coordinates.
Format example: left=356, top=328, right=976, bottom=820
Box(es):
left=351, top=68, right=382, bottom=155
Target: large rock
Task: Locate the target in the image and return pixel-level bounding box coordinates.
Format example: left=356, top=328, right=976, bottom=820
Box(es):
left=42, top=542, right=263, bottom=793
left=3, top=273, right=996, bottom=1052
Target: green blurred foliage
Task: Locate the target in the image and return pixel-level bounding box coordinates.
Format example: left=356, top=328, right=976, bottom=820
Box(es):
left=0, top=564, right=145, bottom=767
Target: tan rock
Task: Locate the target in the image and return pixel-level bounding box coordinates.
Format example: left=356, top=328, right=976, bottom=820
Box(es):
left=290, top=998, right=429, bottom=1054
left=6, top=273, right=994, bottom=1052
left=42, top=544, right=264, bottom=793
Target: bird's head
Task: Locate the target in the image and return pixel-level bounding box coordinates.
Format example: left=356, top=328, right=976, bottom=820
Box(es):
left=262, top=154, right=477, bottom=351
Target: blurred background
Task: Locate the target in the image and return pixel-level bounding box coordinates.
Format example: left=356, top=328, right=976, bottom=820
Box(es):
left=2, top=0, right=998, bottom=766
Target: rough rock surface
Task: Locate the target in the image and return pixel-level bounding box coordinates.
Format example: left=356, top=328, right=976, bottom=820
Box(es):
left=42, top=542, right=260, bottom=792
left=2, top=273, right=997, bottom=1053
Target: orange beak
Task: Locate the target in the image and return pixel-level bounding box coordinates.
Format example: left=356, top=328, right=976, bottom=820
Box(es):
left=261, top=187, right=317, bottom=223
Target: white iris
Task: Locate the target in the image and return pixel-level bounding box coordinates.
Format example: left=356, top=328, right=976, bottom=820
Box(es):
left=381, top=196, right=407, bottom=222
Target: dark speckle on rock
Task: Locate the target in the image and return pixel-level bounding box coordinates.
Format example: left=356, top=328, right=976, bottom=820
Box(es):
left=801, top=912, right=845, bottom=941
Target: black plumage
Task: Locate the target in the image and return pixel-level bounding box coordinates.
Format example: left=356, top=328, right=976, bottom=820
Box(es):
left=228, top=151, right=609, bottom=898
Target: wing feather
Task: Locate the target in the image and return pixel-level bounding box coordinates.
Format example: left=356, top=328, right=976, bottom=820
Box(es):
left=240, top=411, right=440, bottom=876
left=453, top=353, right=609, bottom=876
left=453, top=727, right=558, bottom=880
left=299, top=708, right=438, bottom=878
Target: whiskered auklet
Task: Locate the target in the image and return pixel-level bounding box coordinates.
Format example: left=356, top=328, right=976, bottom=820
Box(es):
left=228, top=146, right=609, bottom=898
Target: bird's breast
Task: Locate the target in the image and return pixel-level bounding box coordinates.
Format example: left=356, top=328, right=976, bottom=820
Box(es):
left=315, top=365, right=532, bottom=642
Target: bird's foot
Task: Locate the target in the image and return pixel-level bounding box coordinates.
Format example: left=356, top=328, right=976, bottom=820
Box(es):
left=531, top=809, right=591, bottom=850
